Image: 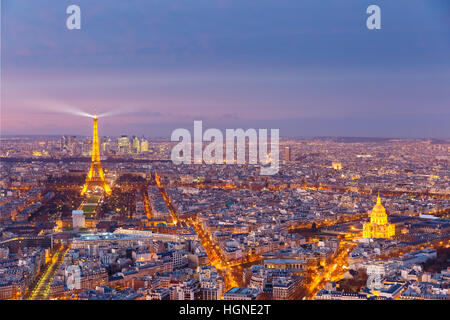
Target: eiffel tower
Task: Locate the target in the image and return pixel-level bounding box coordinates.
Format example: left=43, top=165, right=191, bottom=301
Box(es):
left=81, top=112, right=112, bottom=195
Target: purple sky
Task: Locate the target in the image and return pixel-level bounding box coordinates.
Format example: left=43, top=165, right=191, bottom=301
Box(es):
left=2, top=0, right=449, bottom=138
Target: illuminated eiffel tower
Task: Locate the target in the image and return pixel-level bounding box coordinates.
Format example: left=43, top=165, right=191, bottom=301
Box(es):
left=81, top=112, right=112, bottom=195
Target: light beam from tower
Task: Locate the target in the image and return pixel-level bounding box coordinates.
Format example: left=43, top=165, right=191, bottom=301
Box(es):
left=81, top=111, right=112, bottom=195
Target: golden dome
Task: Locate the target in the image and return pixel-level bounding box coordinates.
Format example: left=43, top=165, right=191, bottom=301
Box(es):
left=371, top=194, right=386, bottom=217
left=363, top=193, right=395, bottom=239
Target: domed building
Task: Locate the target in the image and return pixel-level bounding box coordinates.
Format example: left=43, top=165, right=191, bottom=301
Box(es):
left=363, top=194, right=395, bottom=239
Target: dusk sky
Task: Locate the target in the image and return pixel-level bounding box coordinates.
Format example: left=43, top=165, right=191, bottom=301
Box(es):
left=1, top=0, right=449, bottom=138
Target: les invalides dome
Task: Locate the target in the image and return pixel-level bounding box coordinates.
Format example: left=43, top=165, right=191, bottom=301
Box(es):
left=363, top=194, right=395, bottom=239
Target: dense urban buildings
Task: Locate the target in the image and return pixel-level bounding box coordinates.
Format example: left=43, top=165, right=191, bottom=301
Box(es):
left=0, top=132, right=449, bottom=300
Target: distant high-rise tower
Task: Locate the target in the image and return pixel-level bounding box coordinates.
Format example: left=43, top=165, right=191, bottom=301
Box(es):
left=284, top=146, right=291, bottom=161
left=141, top=138, right=149, bottom=152
left=118, top=135, right=130, bottom=154
left=81, top=112, right=112, bottom=195
left=61, top=135, right=68, bottom=151
left=132, top=136, right=141, bottom=154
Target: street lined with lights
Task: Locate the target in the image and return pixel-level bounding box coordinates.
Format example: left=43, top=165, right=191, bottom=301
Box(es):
left=28, top=247, right=68, bottom=300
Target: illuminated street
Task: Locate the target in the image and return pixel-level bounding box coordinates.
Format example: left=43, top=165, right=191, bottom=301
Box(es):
left=301, top=243, right=357, bottom=299
left=28, top=247, right=68, bottom=300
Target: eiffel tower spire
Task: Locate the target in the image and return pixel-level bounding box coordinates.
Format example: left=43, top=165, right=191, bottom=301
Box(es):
left=81, top=112, right=111, bottom=195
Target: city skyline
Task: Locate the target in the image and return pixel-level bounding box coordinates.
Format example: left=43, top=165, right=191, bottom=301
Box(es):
left=2, top=0, right=450, bottom=138
left=1, top=133, right=449, bottom=301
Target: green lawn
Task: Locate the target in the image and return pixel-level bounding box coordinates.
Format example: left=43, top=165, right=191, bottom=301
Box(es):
left=83, top=204, right=96, bottom=211
left=87, top=196, right=100, bottom=203
left=82, top=204, right=97, bottom=216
